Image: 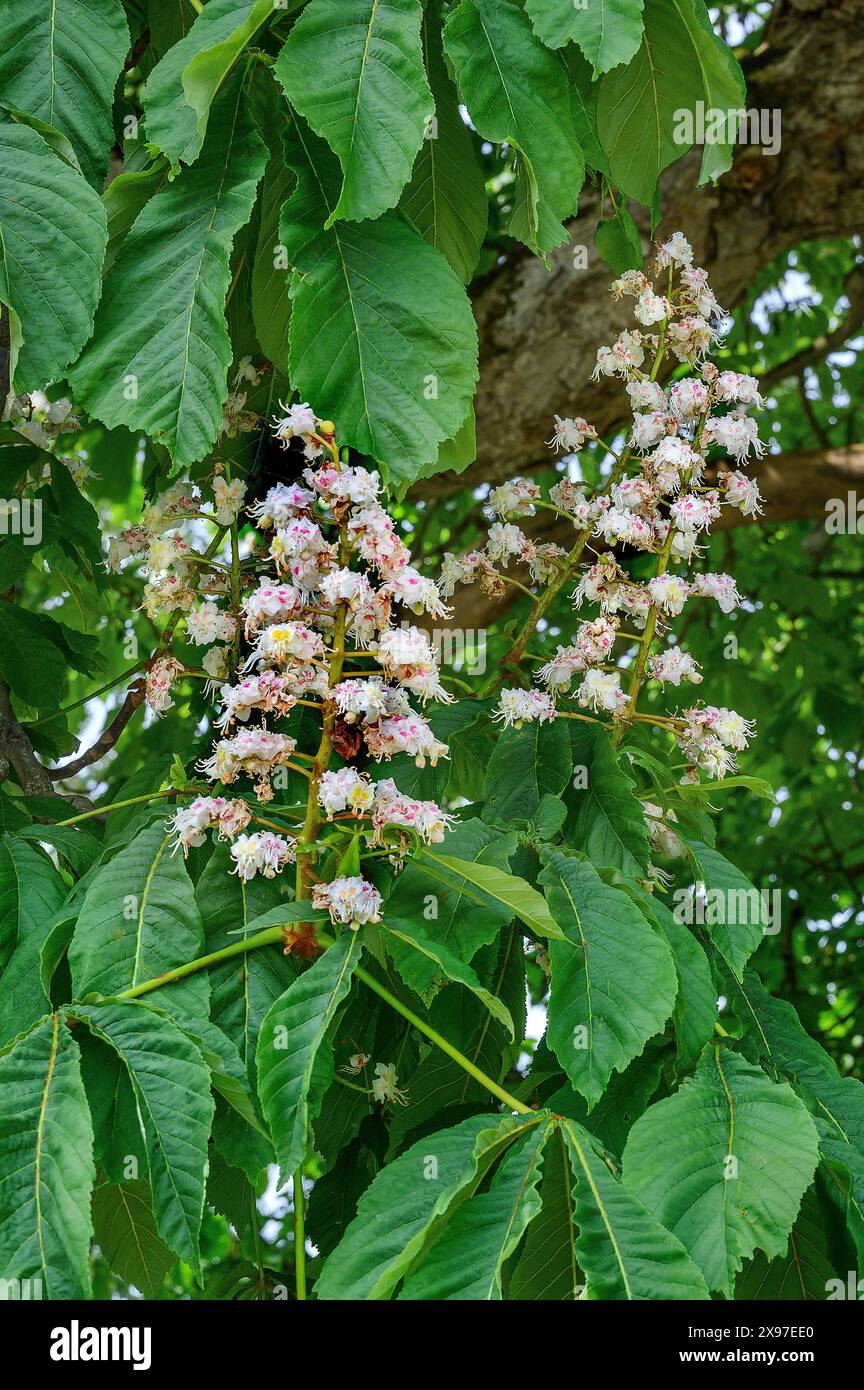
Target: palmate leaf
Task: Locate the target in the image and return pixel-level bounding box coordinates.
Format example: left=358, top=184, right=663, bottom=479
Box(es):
left=622, top=1047, right=820, bottom=1296
left=70, top=76, right=267, bottom=469
left=91, top=1180, right=174, bottom=1297
left=0, top=1014, right=95, bottom=1299
left=526, top=0, right=645, bottom=72
left=275, top=0, right=432, bottom=226
left=541, top=848, right=677, bottom=1108
left=257, top=931, right=362, bottom=1178
left=316, top=1112, right=538, bottom=1299
left=560, top=1117, right=709, bottom=1299
left=72, top=1001, right=214, bottom=1278
left=0, top=0, right=130, bottom=188
left=279, top=114, right=478, bottom=491
left=443, top=0, right=584, bottom=258
left=398, top=1, right=488, bottom=282
left=399, top=1122, right=549, bottom=1299
left=143, top=0, right=276, bottom=172
left=68, top=820, right=209, bottom=1020
left=0, top=117, right=107, bottom=393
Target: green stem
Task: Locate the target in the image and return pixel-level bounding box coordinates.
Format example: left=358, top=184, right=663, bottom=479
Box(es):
left=353, top=963, right=532, bottom=1116
left=30, top=661, right=147, bottom=726
left=114, top=926, right=284, bottom=1000
left=293, top=1170, right=307, bottom=1301
left=55, top=785, right=208, bottom=828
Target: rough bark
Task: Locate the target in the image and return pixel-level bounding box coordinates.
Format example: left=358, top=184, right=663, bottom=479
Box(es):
left=419, top=0, right=864, bottom=502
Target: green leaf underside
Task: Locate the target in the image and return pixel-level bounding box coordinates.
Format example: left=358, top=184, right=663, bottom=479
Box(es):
left=91, top=1180, right=174, bottom=1297
left=257, top=931, right=362, bottom=1177
left=526, top=0, right=645, bottom=72
left=73, top=1001, right=214, bottom=1277
left=70, top=76, right=267, bottom=468
left=68, top=821, right=209, bottom=1019
left=622, top=1047, right=820, bottom=1295
left=0, top=118, right=107, bottom=392
left=316, top=1112, right=537, bottom=1299
left=399, top=3, right=488, bottom=281
left=280, top=112, right=478, bottom=490
left=443, top=0, right=584, bottom=258
left=276, top=0, right=432, bottom=227
left=542, top=848, right=677, bottom=1108
left=0, top=1015, right=94, bottom=1299
left=686, top=838, right=766, bottom=980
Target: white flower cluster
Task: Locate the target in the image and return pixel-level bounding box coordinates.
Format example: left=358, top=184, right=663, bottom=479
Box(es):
left=131, top=401, right=460, bottom=901
left=443, top=234, right=758, bottom=780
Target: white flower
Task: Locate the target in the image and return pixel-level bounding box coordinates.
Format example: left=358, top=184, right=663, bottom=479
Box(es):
left=318, top=767, right=375, bottom=818
left=690, top=572, right=741, bottom=613
left=548, top=415, right=595, bottom=451
left=272, top=400, right=318, bottom=444
left=371, top=1062, right=409, bottom=1106
left=212, top=476, right=247, bottom=525
left=656, top=231, right=693, bottom=268
left=576, top=670, right=627, bottom=717
left=186, top=601, right=236, bottom=646
left=312, top=875, right=382, bottom=928
left=722, top=469, right=764, bottom=516
left=648, top=574, right=690, bottom=616
left=245, top=622, right=325, bottom=668
left=632, top=411, right=668, bottom=450
left=714, top=371, right=764, bottom=408
left=492, top=688, right=557, bottom=728
left=649, top=648, right=702, bottom=687
left=643, top=802, right=685, bottom=858
left=145, top=655, right=185, bottom=715
left=486, top=477, right=542, bottom=518
left=634, top=290, right=667, bottom=326
left=669, top=378, right=710, bottom=421
left=486, top=522, right=526, bottom=563
left=626, top=380, right=667, bottom=413
left=364, top=712, right=449, bottom=767
left=706, top=412, right=765, bottom=459
left=669, top=493, right=721, bottom=533
left=248, top=482, right=314, bottom=529
left=230, top=831, right=295, bottom=881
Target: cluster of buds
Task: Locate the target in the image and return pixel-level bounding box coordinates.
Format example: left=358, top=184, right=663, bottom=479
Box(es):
left=443, top=232, right=758, bottom=783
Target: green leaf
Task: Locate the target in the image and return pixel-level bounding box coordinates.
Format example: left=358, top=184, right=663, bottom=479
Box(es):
left=423, top=848, right=564, bottom=940
left=316, top=1112, right=537, bottom=1299
left=275, top=0, right=432, bottom=226
left=483, top=719, right=573, bottom=826
left=399, top=1121, right=549, bottom=1298
left=70, top=76, right=267, bottom=469
left=251, top=154, right=293, bottom=372
left=736, top=1177, right=853, bottom=1301
left=91, top=1179, right=174, bottom=1296
left=399, top=3, right=487, bottom=281
left=78, top=1032, right=148, bottom=1185
left=69, top=821, right=209, bottom=1019
left=380, top=820, right=519, bottom=982
left=257, top=931, right=362, bottom=1177
left=0, top=839, right=66, bottom=1045
left=672, top=0, right=746, bottom=185
left=508, top=1123, right=582, bottom=1299
left=526, top=0, right=644, bottom=72
left=443, top=0, right=584, bottom=258
left=625, top=881, right=716, bottom=1070
left=0, top=0, right=130, bottom=187
left=560, top=1116, right=709, bottom=1299
left=733, top=972, right=864, bottom=1245
left=567, top=726, right=650, bottom=875
left=280, top=113, right=478, bottom=491
left=685, top=839, right=767, bottom=981
left=596, top=0, right=704, bottom=205
left=622, top=1047, right=820, bottom=1296
left=379, top=920, right=515, bottom=1034
left=72, top=1000, right=214, bottom=1277
left=0, top=1014, right=95, bottom=1298
left=0, top=117, right=107, bottom=393
left=143, top=0, right=275, bottom=171
left=595, top=207, right=643, bottom=274
left=541, top=847, right=677, bottom=1108
left=196, top=844, right=297, bottom=1089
